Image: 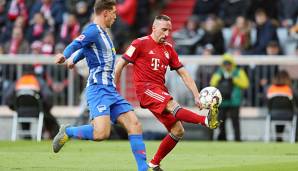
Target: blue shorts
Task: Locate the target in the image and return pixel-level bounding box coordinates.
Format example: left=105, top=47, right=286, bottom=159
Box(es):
left=86, top=84, right=133, bottom=124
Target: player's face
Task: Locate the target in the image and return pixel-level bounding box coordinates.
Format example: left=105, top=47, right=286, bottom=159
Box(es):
left=105, top=6, right=117, bottom=28
left=153, top=20, right=172, bottom=43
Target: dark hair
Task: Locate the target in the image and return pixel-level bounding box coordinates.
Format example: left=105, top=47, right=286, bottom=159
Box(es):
left=155, top=15, right=171, bottom=22
left=94, top=0, right=116, bottom=14
left=267, top=41, right=279, bottom=48
left=274, top=70, right=291, bottom=86
left=255, top=9, right=267, bottom=16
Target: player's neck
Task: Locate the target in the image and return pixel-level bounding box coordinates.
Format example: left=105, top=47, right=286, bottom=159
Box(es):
left=150, top=34, right=161, bottom=44
left=150, top=33, right=164, bottom=45
left=94, top=16, right=108, bottom=31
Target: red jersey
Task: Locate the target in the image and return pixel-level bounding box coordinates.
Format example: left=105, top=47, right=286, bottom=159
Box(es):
left=122, top=35, right=183, bottom=92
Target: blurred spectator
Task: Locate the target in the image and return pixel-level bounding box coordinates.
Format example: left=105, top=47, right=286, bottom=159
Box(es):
left=133, top=0, right=151, bottom=37
left=278, top=0, right=298, bottom=28
left=172, top=15, right=203, bottom=54
left=247, top=9, right=279, bottom=55
left=0, top=0, right=7, bottom=29
left=197, top=15, right=225, bottom=55
left=27, top=12, right=49, bottom=43
left=65, top=0, right=94, bottom=26
left=290, top=23, right=298, bottom=40
left=247, top=0, right=279, bottom=21
left=0, top=15, right=26, bottom=43
left=29, top=0, right=64, bottom=33
left=266, top=70, right=296, bottom=142
left=266, top=41, right=283, bottom=55
left=219, top=0, right=251, bottom=27
left=25, top=0, right=38, bottom=11
left=4, top=26, right=29, bottom=54
left=75, top=1, right=92, bottom=26
left=257, top=41, right=282, bottom=105
left=112, top=0, right=137, bottom=53
left=14, top=15, right=26, bottom=28
left=210, top=54, right=249, bottom=141
left=117, top=0, right=137, bottom=26
left=192, top=0, right=222, bottom=21
left=30, top=40, right=43, bottom=54
left=41, top=31, right=55, bottom=54
left=229, top=16, right=251, bottom=52
left=60, top=14, right=80, bottom=44
left=195, top=44, right=216, bottom=89
left=7, top=0, right=29, bottom=22
left=4, top=65, right=59, bottom=139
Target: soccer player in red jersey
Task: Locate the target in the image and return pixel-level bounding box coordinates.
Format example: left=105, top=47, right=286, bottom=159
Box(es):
left=115, top=15, right=219, bottom=171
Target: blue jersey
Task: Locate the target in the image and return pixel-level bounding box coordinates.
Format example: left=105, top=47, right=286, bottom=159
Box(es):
left=63, top=23, right=116, bottom=87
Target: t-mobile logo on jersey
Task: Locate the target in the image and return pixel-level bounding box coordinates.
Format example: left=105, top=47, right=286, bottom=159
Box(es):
left=151, top=58, right=160, bottom=70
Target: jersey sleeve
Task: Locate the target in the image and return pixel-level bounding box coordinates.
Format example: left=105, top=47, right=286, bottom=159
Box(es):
left=169, top=46, right=183, bottom=70
left=71, top=49, right=85, bottom=64
left=122, top=39, right=141, bottom=63
left=63, top=25, right=97, bottom=59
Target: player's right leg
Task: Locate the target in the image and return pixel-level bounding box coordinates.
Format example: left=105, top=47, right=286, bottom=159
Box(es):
left=149, top=120, right=184, bottom=171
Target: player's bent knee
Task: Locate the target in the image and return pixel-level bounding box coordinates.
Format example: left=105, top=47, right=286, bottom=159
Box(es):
left=93, top=131, right=110, bottom=141
left=173, top=127, right=185, bottom=138
left=166, top=100, right=181, bottom=114
left=128, top=121, right=143, bottom=134
left=171, top=125, right=185, bottom=138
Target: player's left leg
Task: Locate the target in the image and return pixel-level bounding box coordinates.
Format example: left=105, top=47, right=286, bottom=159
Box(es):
left=166, top=100, right=208, bottom=125
left=53, top=85, right=112, bottom=153
left=52, top=116, right=111, bottom=153
left=117, top=111, right=148, bottom=171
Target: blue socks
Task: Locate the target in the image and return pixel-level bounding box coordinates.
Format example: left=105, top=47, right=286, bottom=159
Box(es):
left=65, top=127, right=147, bottom=170
left=129, top=134, right=148, bottom=171
left=65, top=125, right=94, bottom=140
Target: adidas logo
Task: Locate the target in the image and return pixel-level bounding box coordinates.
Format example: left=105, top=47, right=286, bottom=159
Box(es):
left=148, top=50, right=155, bottom=54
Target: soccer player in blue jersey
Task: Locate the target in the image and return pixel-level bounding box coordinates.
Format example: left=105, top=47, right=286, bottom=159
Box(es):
left=52, top=1, right=148, bottom=171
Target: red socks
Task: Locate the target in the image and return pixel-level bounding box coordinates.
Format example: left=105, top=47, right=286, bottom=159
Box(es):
left=175, top=108, right=207, bottom=126
left=151, top=134, right=178, bottom=165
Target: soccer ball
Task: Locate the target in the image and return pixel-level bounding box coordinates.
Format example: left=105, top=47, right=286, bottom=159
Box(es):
left=199, top=86, right=222, bottom=109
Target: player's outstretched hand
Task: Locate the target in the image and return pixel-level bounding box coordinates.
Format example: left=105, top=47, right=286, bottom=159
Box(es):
left=55, top=53, right=66, bottom=64
left=67, top=59, right=75, bottom=69
left=195, top=96, right=203, bottom=110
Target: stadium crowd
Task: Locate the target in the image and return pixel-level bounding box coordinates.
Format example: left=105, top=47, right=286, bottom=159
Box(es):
left=0, top=0, right=296, bottom=56
left=174, top=0, right=298, bottom=55
left=0, top=0, right=168, bottom=55
left=0, top=0, right=297, bottom=105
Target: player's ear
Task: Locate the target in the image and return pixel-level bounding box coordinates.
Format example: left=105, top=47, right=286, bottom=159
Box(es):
left=103, top=10, right=108, bottom=17
left=152, top=24, right=156, bottom=31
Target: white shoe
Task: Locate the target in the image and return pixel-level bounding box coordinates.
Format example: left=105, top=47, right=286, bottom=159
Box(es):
left=148, top=162, right=163, bottom=171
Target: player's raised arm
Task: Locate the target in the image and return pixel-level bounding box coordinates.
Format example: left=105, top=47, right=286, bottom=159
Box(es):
left=114, top=57, right=129, bottom=86
left=176, top=67, right=202, bottom=108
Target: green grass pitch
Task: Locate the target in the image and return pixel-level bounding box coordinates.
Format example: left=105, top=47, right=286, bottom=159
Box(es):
left=0, top=140, right=298, bottom=171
